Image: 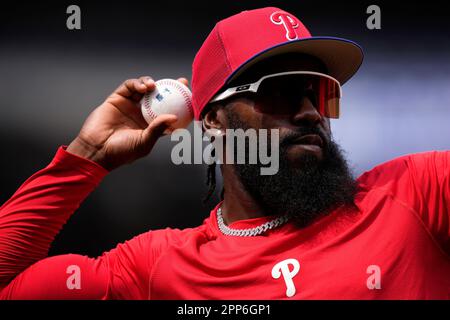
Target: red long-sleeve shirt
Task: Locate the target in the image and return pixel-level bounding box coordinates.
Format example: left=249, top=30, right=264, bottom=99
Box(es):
left=0, top=146, right=449, bottom=299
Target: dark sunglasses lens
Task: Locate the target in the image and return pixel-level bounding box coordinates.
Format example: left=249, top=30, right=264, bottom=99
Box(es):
left=253, top=74, right=340, bottom=118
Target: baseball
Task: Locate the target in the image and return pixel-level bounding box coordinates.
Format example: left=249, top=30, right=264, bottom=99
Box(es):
left=140, top=79, right=193, bottom=130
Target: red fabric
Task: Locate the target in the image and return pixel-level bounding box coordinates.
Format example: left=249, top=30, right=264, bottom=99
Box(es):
left=191, top=7, right=364, bottom=120
left=0, top=147, right=449, bottom=299
left=192, top=7, right=311, bottom=120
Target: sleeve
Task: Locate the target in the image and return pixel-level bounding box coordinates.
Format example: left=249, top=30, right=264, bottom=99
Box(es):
left=0, top=145, right=109, bottom=288
left=406, top=151, right=450, bottom=254
left=0, top=229, right=172, bottom=300
left=358, top=151, right=450, bottom=254
left=0, top=145, right=187, bottom=299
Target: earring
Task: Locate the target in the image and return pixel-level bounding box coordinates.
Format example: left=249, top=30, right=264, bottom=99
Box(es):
left=206, top=128, right=224, bottom=138
left=202, top=120, right=224, bottom=137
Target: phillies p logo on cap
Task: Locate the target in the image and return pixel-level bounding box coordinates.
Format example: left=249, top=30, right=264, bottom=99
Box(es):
left=191, top=7, right=364, bottom=120
left=270, top=11, right=300, bottom=41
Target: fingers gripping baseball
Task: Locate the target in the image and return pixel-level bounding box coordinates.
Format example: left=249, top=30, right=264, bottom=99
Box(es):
left=177, top=77, right=189, bottom=86
left=140, top=76, right=191, bottom=150
left=142, top=114, right=178, bottom=146
left=67, top=75, right=190, bottom=171
left=114, top=77, right=187, bottom=101
left=115, top=77, right=155, bottom=100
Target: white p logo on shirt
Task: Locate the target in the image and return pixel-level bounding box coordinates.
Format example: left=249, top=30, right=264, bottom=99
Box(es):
left=271, top=258, right=300, bottom=297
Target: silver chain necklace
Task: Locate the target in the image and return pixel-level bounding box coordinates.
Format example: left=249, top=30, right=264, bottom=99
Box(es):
left=216, top=206, right=290, bottom=237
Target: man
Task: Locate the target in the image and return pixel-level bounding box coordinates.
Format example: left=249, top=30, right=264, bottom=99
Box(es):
left=0, top=7, right=448, bottom=299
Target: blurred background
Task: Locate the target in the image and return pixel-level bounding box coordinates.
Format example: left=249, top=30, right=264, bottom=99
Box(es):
left=1, top=0, right=449, bottom=257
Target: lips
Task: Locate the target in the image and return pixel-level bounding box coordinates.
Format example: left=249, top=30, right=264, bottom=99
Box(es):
left=290, top=134, right=324, bottom=148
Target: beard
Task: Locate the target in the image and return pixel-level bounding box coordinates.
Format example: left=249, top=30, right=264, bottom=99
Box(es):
left=225, top=111, right=358, bottom=228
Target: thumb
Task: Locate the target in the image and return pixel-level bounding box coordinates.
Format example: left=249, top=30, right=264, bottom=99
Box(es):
left=142, top=114, right=178, bottom=142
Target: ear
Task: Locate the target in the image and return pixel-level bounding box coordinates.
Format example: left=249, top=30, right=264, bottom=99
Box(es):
left=202, top=104, right=226, bottom=137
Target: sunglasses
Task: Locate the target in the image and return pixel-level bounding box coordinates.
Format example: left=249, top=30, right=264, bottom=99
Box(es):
left=209, top=71, right=342, bottom=119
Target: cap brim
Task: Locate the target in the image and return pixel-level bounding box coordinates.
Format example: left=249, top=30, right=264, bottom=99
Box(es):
left=226, top=36, right=364, bottom=86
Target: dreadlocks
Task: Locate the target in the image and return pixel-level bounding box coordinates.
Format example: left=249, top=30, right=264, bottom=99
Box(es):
left=203, top=162, right=217, bottom=203
left=201, top=104, right=225, bottom=204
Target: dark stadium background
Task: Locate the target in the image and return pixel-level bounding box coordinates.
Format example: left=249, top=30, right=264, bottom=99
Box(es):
left=1, top=1, right=449, bottom=257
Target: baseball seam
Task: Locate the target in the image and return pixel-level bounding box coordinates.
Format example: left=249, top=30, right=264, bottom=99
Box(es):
left=158, top=80, right=194, bottom=118
left=143, top=94, right=158, bottom=121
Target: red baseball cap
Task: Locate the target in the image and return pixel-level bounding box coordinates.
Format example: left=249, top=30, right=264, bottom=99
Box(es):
left=191, top=7, right=364, bottom=120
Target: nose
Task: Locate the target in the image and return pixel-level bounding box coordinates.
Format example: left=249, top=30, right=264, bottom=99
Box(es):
left=291, top=96, right=322, bottom=126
